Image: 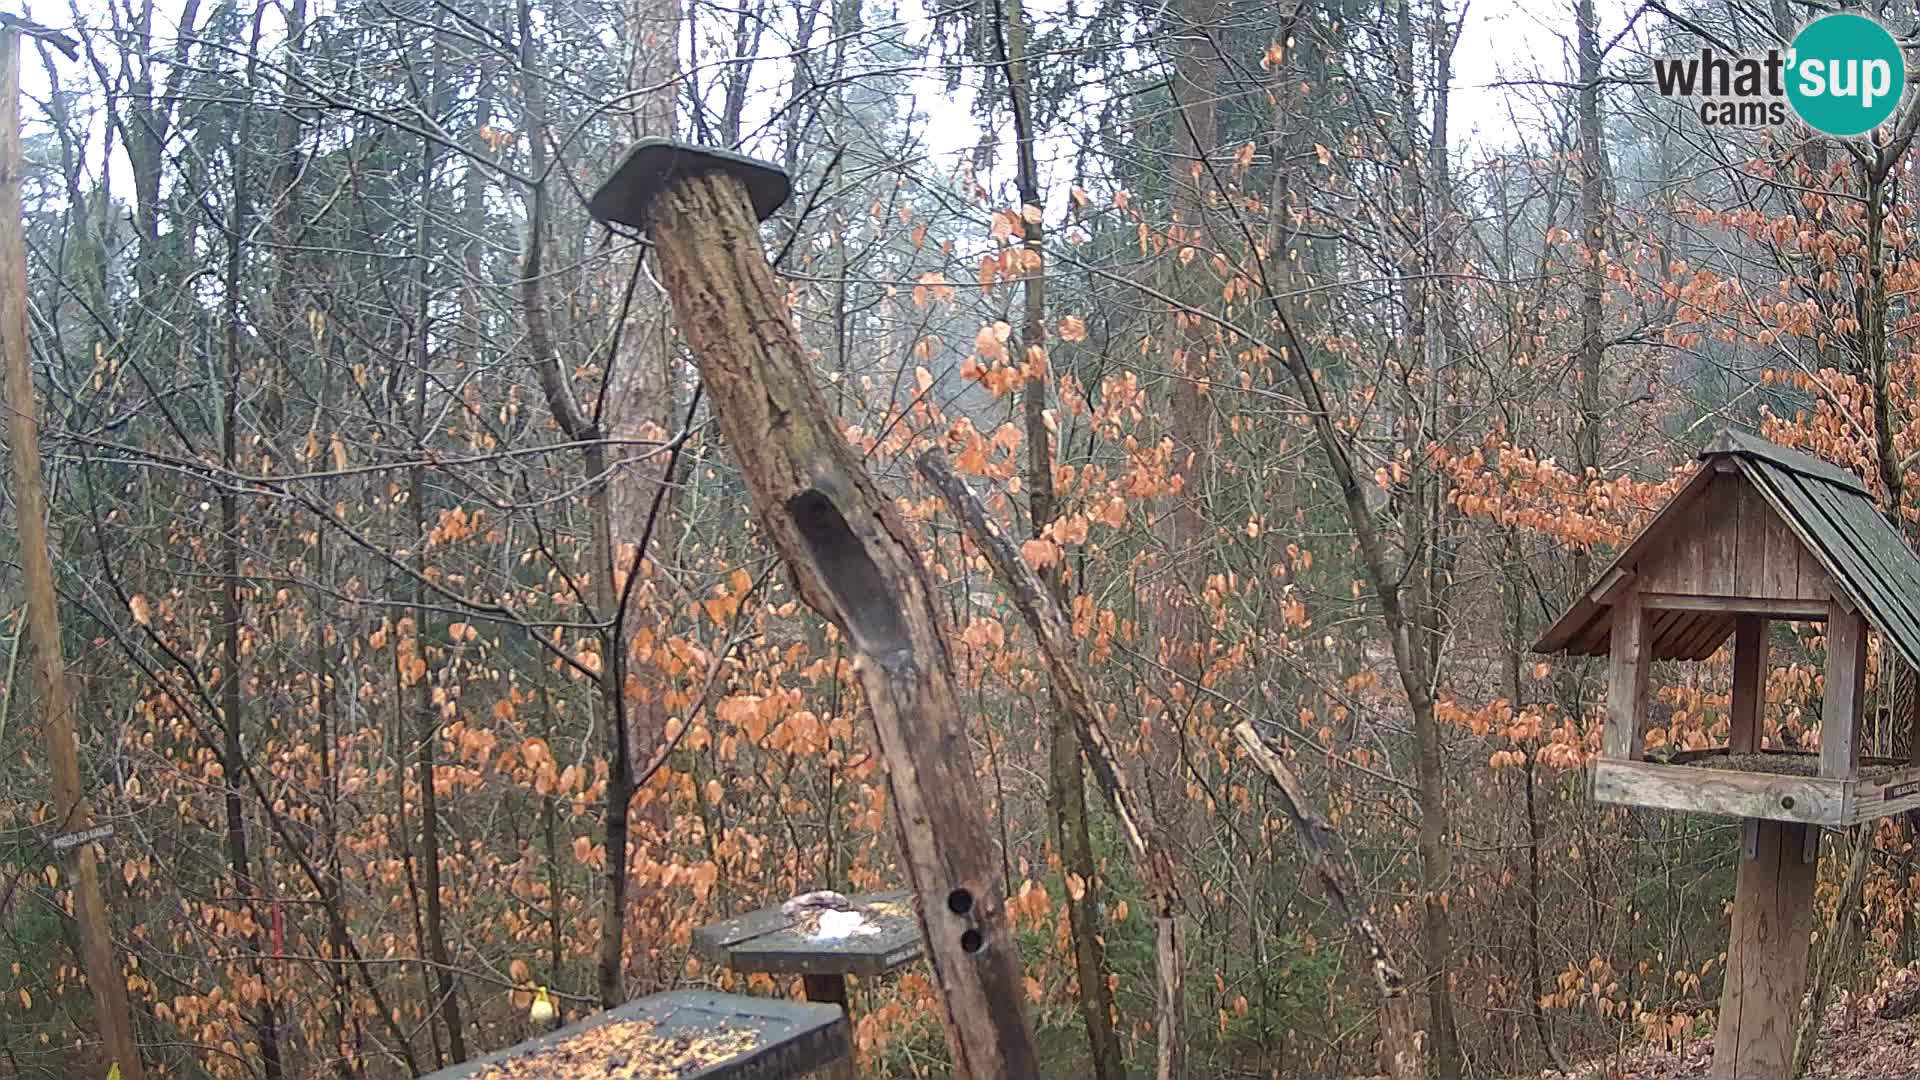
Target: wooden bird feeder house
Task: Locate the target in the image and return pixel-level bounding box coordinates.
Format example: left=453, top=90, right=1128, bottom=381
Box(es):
left=1535, top=428, right=1920, bottom=1080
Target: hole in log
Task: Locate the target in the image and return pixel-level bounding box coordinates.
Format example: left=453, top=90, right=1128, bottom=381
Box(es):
left=786, top=487, right=912, bottom=665
left=1781, top=796, right=1796, bottom=810
left=946, top=888, right=973, bottom=916
left=960, top=928, right=984, bottom=954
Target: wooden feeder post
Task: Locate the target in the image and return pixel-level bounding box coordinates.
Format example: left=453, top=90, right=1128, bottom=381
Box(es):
left=587, top=140, right=1040, bottom=1077
left=1534, top=430, right=1920, bottom=1080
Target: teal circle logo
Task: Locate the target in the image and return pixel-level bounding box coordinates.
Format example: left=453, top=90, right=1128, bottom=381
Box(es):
left=1787, top=14, right=1906, bottom=137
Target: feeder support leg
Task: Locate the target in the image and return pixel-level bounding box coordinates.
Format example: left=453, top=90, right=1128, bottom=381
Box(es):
left=1712, top=819, right=1817, bottom=1080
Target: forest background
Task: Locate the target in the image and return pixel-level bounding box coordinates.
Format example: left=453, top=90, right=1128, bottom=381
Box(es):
left=0, top=0, right=1911, bottom=1074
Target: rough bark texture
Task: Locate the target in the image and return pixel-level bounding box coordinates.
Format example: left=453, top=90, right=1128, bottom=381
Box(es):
left=920, top=450, right=1186, bottom=1080
left=1574, top=0, right=1605, bottom=519
left=0, top=30, right=147, bottom=1080
left=641, top=169, right=1039, bottom=1077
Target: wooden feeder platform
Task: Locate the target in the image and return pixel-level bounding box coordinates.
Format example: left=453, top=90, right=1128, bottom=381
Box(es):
left=692, top=891, right=922, bottom=983
left=421, top=990, right=850, bottom=1080
left=1598, top=748, right=1920, bottom=826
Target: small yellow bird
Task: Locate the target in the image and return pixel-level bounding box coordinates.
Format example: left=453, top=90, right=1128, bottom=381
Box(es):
left=528, top=986, right=556, bottom=1025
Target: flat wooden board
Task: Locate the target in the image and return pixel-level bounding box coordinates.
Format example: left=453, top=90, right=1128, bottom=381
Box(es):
left=1593, top=758, right=1849, bottom=825
left=423, top=990, right=850, bottom=1080
left=692, top=891, right=923, bottom=977
left=1666, top=747, right=1894, bottom=783
left=1851, top=764, right=1920, bottom=822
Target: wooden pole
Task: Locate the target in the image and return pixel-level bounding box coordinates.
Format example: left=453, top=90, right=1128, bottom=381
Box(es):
left=1712, top=819, right=1816, bottom=1080
left=1729, top=616, right=1766, bottom=754
left=1820, top=603, right=1867, bottom=780
left=1602, top=588, right=1650, bottom=760
left=602, top=145, right=1039, bottom=1077
left=0, top=28, right=147, bottom=1080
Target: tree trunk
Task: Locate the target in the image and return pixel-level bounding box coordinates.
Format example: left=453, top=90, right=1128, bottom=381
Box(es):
left=919, top=450, right=1186, bottom=1080
left=992, top=0, right=1124, bottom=1075
left=514, top=0, right=638, bottom=1008
left=0, top=29, right=147, bottom=1079
left=1165, top=0, right=1218, bottom=556
left=221, top=26, right=283, bottom=1070
left=637, top=163, right=1041, bottom=1077
left=603, top=0, right=682, bottom=994
left=405, top=21, right=467, bottom=1060
left=1573, top=0, right=1606, bottom=597
left=1390, top=5, right=1460, bottom=1072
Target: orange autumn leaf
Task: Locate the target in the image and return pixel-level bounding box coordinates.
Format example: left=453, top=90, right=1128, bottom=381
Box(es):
left=1021, top=538, right=1061, bottom=569
left=975, top=322, right=1011, bottom=363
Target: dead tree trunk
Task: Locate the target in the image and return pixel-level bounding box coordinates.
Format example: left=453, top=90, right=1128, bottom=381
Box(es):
left=595, top=143, right=1039, bottom=1078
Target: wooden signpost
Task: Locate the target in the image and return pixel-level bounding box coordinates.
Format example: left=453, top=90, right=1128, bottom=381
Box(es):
left=588, top=140, right=1040, bottom=1077
left=0, top=26, right=146, bottom=1080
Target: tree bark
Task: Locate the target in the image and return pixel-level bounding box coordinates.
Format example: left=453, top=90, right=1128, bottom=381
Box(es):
left=0, top=29, right=147, bottom=1080
left=638, top=165, right=1040, bottom=1077
left=920, top=450, right=1186, bottom=1080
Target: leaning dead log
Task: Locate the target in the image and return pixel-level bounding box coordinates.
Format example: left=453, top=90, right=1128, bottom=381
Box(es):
left=1230, top=722, right=1424, bottom=1080
left=918, top=449, right=1187, bottom=1080
left=588, top=141, right=1039, bottom=1077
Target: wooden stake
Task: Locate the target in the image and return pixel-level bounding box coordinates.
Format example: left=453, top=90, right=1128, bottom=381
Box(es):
left=602, top=147, right=1038, bottom=1077
left=0, top=28, right=146, bottom=1080
left=1712, top=819, right=1816, bottom=1080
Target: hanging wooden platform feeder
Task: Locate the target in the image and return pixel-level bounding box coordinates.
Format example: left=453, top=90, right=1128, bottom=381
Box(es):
left=1535, top=427, right=1920, bottom=1080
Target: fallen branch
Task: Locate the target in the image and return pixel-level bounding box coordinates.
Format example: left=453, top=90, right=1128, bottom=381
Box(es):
left=917, top=449, right=1186, bottom=1080
left=1230, top=721, right=1423, bottom=1080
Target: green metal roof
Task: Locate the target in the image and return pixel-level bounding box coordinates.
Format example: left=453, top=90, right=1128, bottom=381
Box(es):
left=1716, top=431, right=1920, bottom=673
